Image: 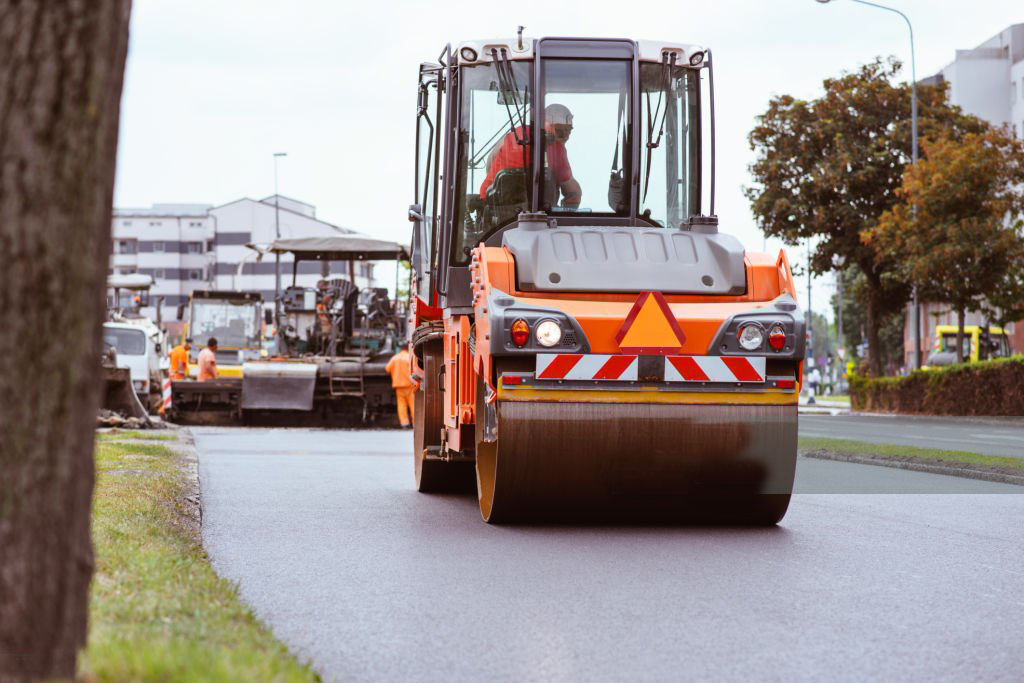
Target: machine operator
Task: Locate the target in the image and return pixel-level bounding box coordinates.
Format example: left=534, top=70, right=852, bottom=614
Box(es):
left=478, top=103, right=582, bottom=208
left=197, top=338, right=218, bottom=381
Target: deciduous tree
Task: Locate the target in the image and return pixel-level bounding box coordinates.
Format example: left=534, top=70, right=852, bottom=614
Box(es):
left=746, top=58, right=985, bottom=375
left=0, top=2, right=131, bottom=680
left=866, top=130, right=1024, bottom=363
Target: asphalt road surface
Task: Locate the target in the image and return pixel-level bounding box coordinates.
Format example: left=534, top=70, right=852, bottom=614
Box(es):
left=195, top=427, right=1024, bottom=682
left=800, top=414, right=1024, bottom=459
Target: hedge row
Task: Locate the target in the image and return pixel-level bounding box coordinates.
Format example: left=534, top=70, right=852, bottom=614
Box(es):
left=850, top=357, right=1024, bottom=416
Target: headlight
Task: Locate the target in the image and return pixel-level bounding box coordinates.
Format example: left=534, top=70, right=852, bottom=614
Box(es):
left=535, top=320, right=562, bottom=347
left=737, top=323, right=764, bottom=351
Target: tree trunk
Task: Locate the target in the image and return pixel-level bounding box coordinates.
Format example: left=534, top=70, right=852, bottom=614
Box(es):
left=956, top=307, right=967, bottom=362
left=0, top=2, right=131, bottom=680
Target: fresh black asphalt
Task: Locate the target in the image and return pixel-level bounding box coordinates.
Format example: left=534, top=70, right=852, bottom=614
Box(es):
left=194, top=426, right=1024, bottom=682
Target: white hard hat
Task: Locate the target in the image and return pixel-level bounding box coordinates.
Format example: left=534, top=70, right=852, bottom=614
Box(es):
left=545, top=103, right=573, bottom=125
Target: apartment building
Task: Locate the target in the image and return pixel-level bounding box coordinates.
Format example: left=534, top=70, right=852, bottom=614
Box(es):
left=905, top=23, right=1024, bottom=365
left=110, top=203, right=216, bottom=324
left=209, top=195, right=374, bottom=297
left=110, top=196, right=375, bottom=328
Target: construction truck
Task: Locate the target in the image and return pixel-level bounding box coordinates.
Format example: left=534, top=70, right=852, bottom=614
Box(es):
left=238, top=235, right=408, bottom=424
left=408, top=36, right=806, bottom=524
left=102, top=273, right=165, bottom=416
left=925, top=324, right=1013, bottom=367
left=168, top=289, right=264, bottom=422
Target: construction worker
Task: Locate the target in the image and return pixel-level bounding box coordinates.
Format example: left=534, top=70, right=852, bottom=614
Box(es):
left=169, top=336, right=192, bottom=380
left=197, top=337, right=218, bottom=381
left=478, top=103, right=582, bottom=208
left=385, top=347, right=417, bottom=428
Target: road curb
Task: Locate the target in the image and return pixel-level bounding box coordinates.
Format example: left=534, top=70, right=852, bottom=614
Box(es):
left=164, top=428, right=203, bottom=538
left=800, top=448, right=1024, bottom=488
left=799, top=407, right=850, bottom=416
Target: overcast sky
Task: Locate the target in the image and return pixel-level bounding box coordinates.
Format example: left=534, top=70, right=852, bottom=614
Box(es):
left=113, top=0, right=1023, bottom=322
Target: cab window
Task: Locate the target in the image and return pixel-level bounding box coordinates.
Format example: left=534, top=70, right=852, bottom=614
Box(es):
left=103, top=327, right=146, bottom=355
left=540, top=58, right=632, bottom=215
left=453, top=59, right=532, bottom=265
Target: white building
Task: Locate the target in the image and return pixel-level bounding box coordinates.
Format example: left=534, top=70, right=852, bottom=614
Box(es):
left=110, top=196, right=376, bottom=328
left=110, top=203, right=216, bottom=324
left=209, top=195, right=375, bottom=297
left=926, top=23, right=1024, bottom=137
left=904, top=24, right=1024, bottom=365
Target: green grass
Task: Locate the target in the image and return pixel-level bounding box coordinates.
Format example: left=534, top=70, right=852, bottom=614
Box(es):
left=799, top=436, right=1024, bottom=472
left=81, top=434, right=318, bottom=682
left=95, top=430, right=174, bottom=442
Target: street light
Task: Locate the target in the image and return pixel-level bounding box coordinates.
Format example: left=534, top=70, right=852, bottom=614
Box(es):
left=272, top=152, right=287, bottom=328
left=816, top=0, right=921, bottom=370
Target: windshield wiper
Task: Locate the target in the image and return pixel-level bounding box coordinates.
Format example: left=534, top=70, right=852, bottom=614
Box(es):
left=643, top=52, right=676, bottom=202
left=490, top=48, right=530, bottom=175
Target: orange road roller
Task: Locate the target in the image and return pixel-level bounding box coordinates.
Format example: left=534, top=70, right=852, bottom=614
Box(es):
left=407, top=35, right=805, bottom=524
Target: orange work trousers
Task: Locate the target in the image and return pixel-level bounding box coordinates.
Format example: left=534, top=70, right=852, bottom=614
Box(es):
left=395, top=386, right=416, bottom=426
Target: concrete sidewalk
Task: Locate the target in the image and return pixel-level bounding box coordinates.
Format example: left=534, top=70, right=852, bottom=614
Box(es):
left=799, top=395, right=851, bottom=415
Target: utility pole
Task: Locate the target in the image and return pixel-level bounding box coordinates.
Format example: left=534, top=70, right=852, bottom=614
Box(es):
left=807, top=241, right=815, bottom=404
left=837, top=265, right=845, bottom=392
left=273, top=152, right=287, bottom=328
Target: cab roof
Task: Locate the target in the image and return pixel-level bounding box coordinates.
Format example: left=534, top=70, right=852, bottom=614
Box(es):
left=453, top=37, right=706, bottom=65
left=935, top=324, right=1007, bottom=335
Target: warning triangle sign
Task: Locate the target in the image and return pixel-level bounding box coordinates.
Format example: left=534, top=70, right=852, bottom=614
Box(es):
left=615, top=291, right=686, bottom=355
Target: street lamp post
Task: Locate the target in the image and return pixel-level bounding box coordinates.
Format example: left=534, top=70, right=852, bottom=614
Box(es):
left=816, top=0, right=921, bottom=370
left=273, top=152, right=287, bottom=328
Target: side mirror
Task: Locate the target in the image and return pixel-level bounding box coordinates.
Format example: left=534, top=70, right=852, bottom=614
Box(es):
left=176, top=303, right=186, bottom=321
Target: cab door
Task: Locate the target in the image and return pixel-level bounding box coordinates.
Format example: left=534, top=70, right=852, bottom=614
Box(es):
left=411, top=64, right=443, bottom=308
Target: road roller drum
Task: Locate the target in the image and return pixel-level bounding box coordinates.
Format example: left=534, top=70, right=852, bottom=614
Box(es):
left=475, top=380, right=795, bottom=524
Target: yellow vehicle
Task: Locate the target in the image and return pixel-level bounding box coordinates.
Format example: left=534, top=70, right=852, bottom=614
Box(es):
left=926, top=324, right=1012, bottom=367
left=179, top=290, right=266, bottom=378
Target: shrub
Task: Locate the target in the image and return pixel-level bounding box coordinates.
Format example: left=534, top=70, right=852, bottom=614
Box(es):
left=850, top=357, right=1024, bottom=416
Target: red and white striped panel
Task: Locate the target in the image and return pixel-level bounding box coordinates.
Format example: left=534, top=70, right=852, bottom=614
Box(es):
left=536, top=354, right=638, bottom=381
left=161, top=377, right=173, bottom=413
left=665, top=355, right=765, bottom=383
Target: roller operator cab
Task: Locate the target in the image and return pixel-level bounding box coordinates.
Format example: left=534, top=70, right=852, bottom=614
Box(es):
left=409, top=36, right=806, bottom=524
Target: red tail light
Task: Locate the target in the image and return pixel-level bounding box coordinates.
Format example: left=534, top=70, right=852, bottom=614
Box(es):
left=510, top=319, right=529, bottom=347
left=768, top=324, right=786, bottom=351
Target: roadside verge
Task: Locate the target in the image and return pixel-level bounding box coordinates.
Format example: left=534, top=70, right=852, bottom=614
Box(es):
left=799, top=436, right=1024, bottom=488
left=80, top=429, right=319, bottom=681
